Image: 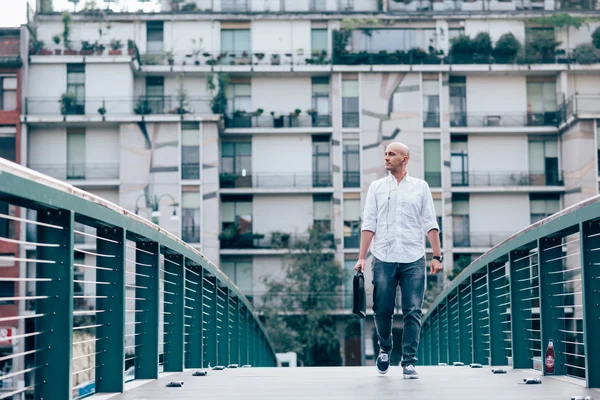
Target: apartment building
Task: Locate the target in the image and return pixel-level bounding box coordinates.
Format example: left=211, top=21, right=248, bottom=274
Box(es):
left=16, top=0, right=600, bottom=366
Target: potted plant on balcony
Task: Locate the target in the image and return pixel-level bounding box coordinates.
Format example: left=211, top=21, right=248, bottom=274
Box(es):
left=53, top=35, right=61, bottom=55
left=109, top=39, right=123, bottom=55
left=127, top=39, right=136, bottom=56
left=191, top=38, right=203, bottom=65
left=573, top=43, right=598, bottom=64
left=493, top=33, right=521, bottom=64
left=166, top=50, right=175, bottom=66
left=219, top=172, right=238, bottom=188
left=60, top=92, right=77, bottom=115
left=271, top=111, right=284, bottom=128
left=271, top=53, right=281, bottom=65
left=254, top=52, right=265, bottom=64
left=80, top=40, right=94, bottom=55
left=98, top=105, right=107, bottom=117
left=36, top=41, right=53, bottom=55
left=134, top=98, right=151, bottom=115
left=95, top=42, right=106, bottom=55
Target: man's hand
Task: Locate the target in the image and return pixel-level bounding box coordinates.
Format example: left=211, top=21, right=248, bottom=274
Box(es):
left=354, top=258, right=366, bottom=273
left=430, top=259, right=443, bottom=275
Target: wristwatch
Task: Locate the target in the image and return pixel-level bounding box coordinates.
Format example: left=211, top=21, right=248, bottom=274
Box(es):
left=433, top=255, right=443, bottom=263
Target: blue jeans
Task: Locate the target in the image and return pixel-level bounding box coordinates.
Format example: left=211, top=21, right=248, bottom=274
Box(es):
left=372, top=256, right=426, bottom=367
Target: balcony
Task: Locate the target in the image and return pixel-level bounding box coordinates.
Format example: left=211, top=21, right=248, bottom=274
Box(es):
left=159, top=0, right=382, bottom=12
left=219, top=172, right=333, bottom=189
left=0, top=56, right=22, bottom=67
left=182, top=225, right=201, bottom=243
left=182, top=163, right=200, bottom=180
left=343, top=171, right=360, bottom=188
left=451, top=171, right=563, bottom=187
left=344, top=233, right=360, bottom=248
left=342, top=112, right=360, bottom=128
left=424, top=172, right=442, bottom=188
left=24, top=96, right=212, bottom=117
left=224, top=112, right=331, bottom=129
left=28, top=163, right=119, bottom=181
left=450, top=111, right=559, bottom=128
left=423, top=112, right=440, bottom=128
left=220, top=231, right=335, bottom=250
left=453, top=232, right=511, bottom=248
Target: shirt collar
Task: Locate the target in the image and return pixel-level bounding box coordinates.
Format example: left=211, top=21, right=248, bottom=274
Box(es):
left=388, top=172, right=411, bottom=184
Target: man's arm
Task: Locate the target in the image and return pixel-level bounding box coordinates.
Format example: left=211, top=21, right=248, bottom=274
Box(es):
left=422, top=183, right=442, bottom=274
left=354, top=183, right=377, bottom=272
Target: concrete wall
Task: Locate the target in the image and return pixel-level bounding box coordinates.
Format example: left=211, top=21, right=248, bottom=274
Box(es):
left=36, top=21, right=142, bottom=51
left=561, top=120, right=597, bottom=207
left=202, top=121, right=220, bottom=265
left=28, top=127, right=66, bottom=164
left=251, top=77, right=312, bottom=114
left=252, top=256, right=287, bottom=306
left=464, top=19, right=525, bottom=44
left=253, top=195, right=313, bottom=235
left=557, top=22, right=600, bottom=51
left=568, top=74, right=600, bottom=97
left=28, top=64, right=66, bottom=114
left=252, top=20, right=311, bottom=62
left=252, top=135, right=312, bottom=174
left=466, top=76, right=527, bottom=114
left=469, top=193, right=530, bottom=234
left=164, top=20, right=216, bottom=63
left=85, top=127, right=120, bottom=165
left=85, top=64, right=133, bottom=100
left=468, top=135, right=529, bottom=173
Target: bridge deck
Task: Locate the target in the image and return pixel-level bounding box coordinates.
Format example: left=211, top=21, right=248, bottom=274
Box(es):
left=93, top=366, right=600, bottom=400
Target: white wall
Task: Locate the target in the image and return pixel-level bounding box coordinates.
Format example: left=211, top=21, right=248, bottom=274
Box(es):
left=468, top=135, right=529, bottom=173
left=164, top=21, right=216, bottom=63
left=557, top=22, right=600, bottom=50
left=568, top=74, right=600, bottom=96
left=88, top=188, right=120, bottom=204
left=252, top=256, right=287, bottom=306
left=469, top=193, right=530, bottom=234
left=28, top=127, right=67, bottom=164
left=251, top=20, right=311, bottom=61
left=252, top=135, right=312, bottom=173
left=85, top=127, right=120, bottom=165
left=464, top=19, right=526, bottom=44
left=253, top=195, right=313, bottom=235
left=28, top=64, right=66, bottom=114
left=466, top=76, right=527, bottom=114
left=85, top=64, right=133, bottom=111
left=37, top=21, right=142, bottom=51
left=251, top=77, right=312, bottom=113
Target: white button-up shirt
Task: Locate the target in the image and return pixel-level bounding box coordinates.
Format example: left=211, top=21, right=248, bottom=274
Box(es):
left=361, top=172, right=439, bottom=263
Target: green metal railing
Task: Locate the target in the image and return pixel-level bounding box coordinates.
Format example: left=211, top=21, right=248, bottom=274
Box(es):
left=419, top=194, right=600, bottom=388
left=0, top=159, right=277, bottom=400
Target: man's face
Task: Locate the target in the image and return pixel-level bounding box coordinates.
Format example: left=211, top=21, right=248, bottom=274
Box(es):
left=384, top=147, right=407, bottom=172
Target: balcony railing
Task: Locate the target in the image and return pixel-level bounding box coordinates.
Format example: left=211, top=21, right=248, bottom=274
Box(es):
left=424, top=172, right=442, bottom=188
left=0, top=56, right=22, bottom=67
left=423, top=111, right=440, bottom=128
left=220, top=231, right=335, bottom=250
left=139, top=50, right=330, bottom=67
left=449, top=111, right=559, bottom=128
left=25, top=96, right=212, bottom=116
left=344, top=233, right=360, bottom=248
left=452, top=231, right=512, bottom=248
left=28, top=163, right=120, bottom=181
left=342, top=112, right=360, bottom=128
left=182, top=225, right=201, bottom=243
left=224, top=113, right=331, bottom=129
left=220, top=172, right=333, bottom=189
left=451, top=171, right=563, bottom=187
left=343, top=171, right=360, bottom=188
left=181, top=162, right=200, bottom=180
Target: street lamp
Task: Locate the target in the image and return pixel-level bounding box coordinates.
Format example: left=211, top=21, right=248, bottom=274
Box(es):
left=135, top=193, right=179, bottom=225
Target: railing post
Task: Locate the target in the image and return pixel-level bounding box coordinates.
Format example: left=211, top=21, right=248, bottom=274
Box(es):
left=488, top=262, right=507, bottom=366
left=164, top=254, right=184, bottom=372
left=135, top=241, right=160, bottom=379
left=218, top=286, right=230, bottom=366
left=580, top=221, right=600, bottom=388
left=96, top=227, right=126, bottom=392
left=471, top=272, right=487, bottom=365
left=185, top=264, right=203, bottom=368
left=509, top=249, right=533, bottom=369
left=35, top=209, right=74, bottom=400
left=538, top=235, right=566, bottom=376
left=458, top=282, right=473, bottom=365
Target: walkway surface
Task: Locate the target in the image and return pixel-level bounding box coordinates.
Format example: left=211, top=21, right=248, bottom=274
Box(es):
left=95, top=366, right=600, bottom=400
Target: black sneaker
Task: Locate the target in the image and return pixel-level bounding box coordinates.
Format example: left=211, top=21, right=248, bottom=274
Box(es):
left=403, top=364, right=419, bottom=379
left=376, top=351, right=390, bottom=375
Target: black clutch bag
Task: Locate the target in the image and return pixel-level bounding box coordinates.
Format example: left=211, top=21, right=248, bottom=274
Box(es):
left=353, top=270, right=366, bottom=318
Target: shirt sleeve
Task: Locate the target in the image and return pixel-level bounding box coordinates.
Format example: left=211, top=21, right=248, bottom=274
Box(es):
left=422, top=182, right=439, bottom=234
left=361, top=182, right=377, bottom=233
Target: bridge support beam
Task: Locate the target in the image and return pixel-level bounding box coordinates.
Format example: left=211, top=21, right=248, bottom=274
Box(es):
left=164, top=254, right=185, bottom=372
left=580, top=220, right=600, bottom=388
left=96, top=227, right=126, bottom=392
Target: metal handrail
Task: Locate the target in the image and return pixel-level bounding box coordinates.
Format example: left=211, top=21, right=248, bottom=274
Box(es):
left=420, top=192, right=600, bottom=388
left=0, top=158, right=277, bottom=400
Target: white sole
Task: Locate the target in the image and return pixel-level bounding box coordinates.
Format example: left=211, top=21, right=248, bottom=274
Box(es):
left=403, top=375, right=419, bottom=379
left=377, top=368, right=389, bottom=375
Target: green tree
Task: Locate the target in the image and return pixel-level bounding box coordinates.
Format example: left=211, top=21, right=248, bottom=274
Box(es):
left=261, top=228, right=343, bottom=367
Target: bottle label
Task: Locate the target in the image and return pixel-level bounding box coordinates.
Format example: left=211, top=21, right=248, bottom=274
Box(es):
left=545, top=356, right=554, bottom=369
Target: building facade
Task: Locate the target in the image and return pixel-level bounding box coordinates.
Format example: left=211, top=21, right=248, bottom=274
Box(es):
left=16, top=0, right=600, bottom=366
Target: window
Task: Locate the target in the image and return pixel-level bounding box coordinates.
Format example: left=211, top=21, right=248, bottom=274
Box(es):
left=0, top=76, right=17, bottom=111
left=220, top=142, right=251, bottom=188
left=182, top=188, right=201, bottom=243
left=448, top=28, right=465, bottom=42
left=0, top=134, right=16, bottom=162
left=220, top=258, right=253, bottom=302
left=221, top=196, right=253, bottom=248
left=0, top=281, right=14, bottom=305
left=221, top=0, right=250, bottom=12
left=528, top=140, right=560, bottom=185
left=449, top=76, right=466, bottom=127
left=527, top=78, right=557, bottom=126
left=359, top=29, right=436, bottom=53
left=66, top=64, right=85, bottom=115
left=220, top=29, right=251, bottom=62
left=311, top=77, right=330, bottom=126
left=313, top=194, right=332, bottom=233
left=146, top=21, right=164, bottom=54
left=424, top=139, right=441, bottom=188
left=422, top=76, right=440, bottom=128
left=67, top=128, right=85, bottom=179
left=309, top=0, right=326, bottom=11
left=226, top=83, right=251, bottom=114
left=597, top=122, right=600, bottom=176
left=181, top=122, right=200, bottom=180
left=0, top=202, right=14, bottom=239
left=313, top=136, right=331, bottom=187
left=344, top=199, right=361, bottom=248
left=343, top=140, right=360, bottom=188
left=145, top=77, right=164, bottom=114
left=342, top=78, right=359, bottom=128
left=530, top=194, right=560, bottom=224
left=311, top=29, right=328, bottom=55
left=452, top=194, right=469, bottom=247
left=451, top=136, right=468, bottom=186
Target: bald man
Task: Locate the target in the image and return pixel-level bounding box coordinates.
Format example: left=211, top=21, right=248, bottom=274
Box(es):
left=355, top=142, right=442, bottom=379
